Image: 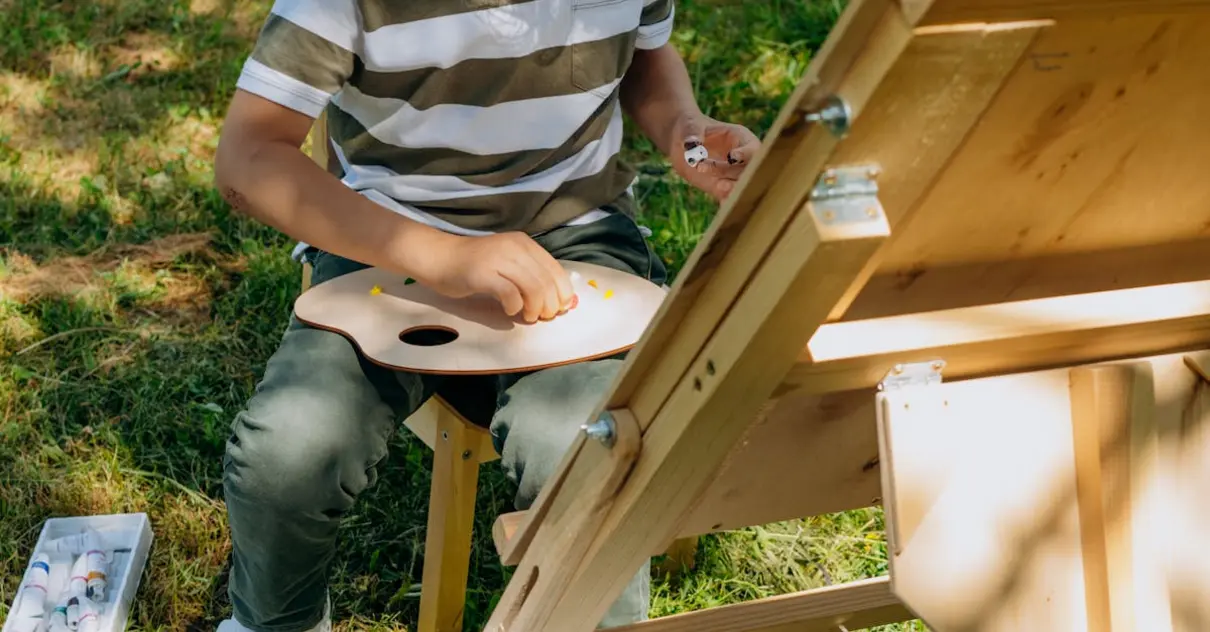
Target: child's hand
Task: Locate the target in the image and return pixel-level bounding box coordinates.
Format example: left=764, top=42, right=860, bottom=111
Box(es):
left=420, top=232, right=576, bottom=323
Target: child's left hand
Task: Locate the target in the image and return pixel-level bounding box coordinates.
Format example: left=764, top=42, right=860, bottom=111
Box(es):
left=671, top=113, right=761, bottom=202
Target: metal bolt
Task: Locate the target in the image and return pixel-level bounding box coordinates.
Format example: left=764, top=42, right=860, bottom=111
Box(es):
left=442, top=431, right=449, bottom=441
left=582, top=413, right=616, bottom=448
left=462, top=450, right=472, bottom=461
left=804, top=95, right=853, bottom=137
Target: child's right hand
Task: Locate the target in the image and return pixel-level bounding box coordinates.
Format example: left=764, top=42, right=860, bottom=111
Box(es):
left=419, top=232, right=576, bottom=324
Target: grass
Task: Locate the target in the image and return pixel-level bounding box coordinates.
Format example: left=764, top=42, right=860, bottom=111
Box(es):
left=0, top=0, right=924, bottom=630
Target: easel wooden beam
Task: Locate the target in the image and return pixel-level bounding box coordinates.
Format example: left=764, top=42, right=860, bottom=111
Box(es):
left=1069, top=364, right=1155, bottom=631
left=789, top=279, right=1210, bottom=394
left=490, top=0, right=919, bottom=588
left=914, top=0, right=1210, bottom=26
left=609, top=577, right=913, bottom=632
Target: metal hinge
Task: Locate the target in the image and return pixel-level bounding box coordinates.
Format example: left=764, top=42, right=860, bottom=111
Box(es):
left=809, top=164, right=885, bottom=226
left=878, top=360, right=946, bottom=391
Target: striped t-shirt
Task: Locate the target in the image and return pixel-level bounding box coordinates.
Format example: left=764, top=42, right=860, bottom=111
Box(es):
left=236, top=0, right=676, bottom=238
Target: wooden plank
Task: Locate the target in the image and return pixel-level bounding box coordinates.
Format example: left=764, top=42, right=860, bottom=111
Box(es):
left=825, top=19, right=1050, bottom=319
left=787, top=280, right=1210, bottom=394
left=679, top=390, right=881, bottom=537
left=849, top=12, right=1210, bottom=317
left=513, top=154, right=892, bottom=631
left=915, top=0, right=1210, bottom=25
left=418, top=404, right=487, bottom=632
left=880, top=368, right=1089, bottom=631
left=1167, top=356, right=1210, bottom=631
left=496, top=0, right=920, bottom=571
left=488, top=408, right=642, bottom=632
left=843, top=237, right=1210, bottom=320
left=613, top=0, right=915, bottom=428
left=1069, top=364, right=1156, bottom=632
left=878, top=352, right=1201, bottom=632
left=608, top=577, right=913, bottom=632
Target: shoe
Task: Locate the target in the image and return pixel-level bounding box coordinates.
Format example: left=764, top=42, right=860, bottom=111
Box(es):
left=217, top=595, right=331, bottom=632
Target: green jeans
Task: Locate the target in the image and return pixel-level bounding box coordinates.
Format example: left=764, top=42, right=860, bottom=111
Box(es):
left=222, top=213, right=668, bottom=631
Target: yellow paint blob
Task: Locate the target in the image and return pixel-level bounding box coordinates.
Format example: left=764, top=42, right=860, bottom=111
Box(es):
left=604, top=290, right=614, bottom=299
left=370, top=285, right=383, bottom=295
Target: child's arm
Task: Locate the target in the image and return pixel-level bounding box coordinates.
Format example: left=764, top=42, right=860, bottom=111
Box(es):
left=620, top=0, right=761, bottom=201
left=215, top=92, right=573, bottom=323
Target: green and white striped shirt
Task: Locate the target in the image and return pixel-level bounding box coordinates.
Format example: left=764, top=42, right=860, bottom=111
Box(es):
left=236, top=0, right=676, bottom=239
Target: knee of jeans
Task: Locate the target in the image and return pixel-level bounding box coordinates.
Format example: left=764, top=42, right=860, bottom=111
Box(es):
left=492, top=359, right=623, bottom=497
left=224, top=393, right=382, bottom=514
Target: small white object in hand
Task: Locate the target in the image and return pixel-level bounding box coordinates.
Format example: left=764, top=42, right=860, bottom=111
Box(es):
left=684, top=144, right=708, bottom=167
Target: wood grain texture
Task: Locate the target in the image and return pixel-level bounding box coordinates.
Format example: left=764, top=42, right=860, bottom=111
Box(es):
left=487, top=0, right=918, bottom=605
left=789, top=280, right=1210, bottom=394
left=850, top=11, right=1210, bottom=316
left=524, top=171, right=890, bottom=631
left=679, top=390, right=881, bottom=537
left=825, top=20, right=1048, bottom=319
left=609, top=577, right=912, bottom=632
left=1069, top=364, right=1155, bottom=632
left=608, top=0, right=915, bottom=426
left=878, top=353, right=1201, bottom=632
left=917, top=0, right=1210, bottom=25
left=418, top=405, right=487, bottom=632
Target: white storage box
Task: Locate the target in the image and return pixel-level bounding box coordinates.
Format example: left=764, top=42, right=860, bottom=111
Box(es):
left=3, top=513, right=153, bottom=632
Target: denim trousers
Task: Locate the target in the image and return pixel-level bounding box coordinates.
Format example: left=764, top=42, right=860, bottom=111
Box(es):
left=221, top=213, right=668, bottom=631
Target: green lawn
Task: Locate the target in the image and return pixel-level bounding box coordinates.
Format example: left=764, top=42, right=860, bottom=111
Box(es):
left=0, top=0, right=922, bottom=629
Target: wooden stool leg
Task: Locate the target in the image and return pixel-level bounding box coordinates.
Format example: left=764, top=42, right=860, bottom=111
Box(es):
left=418, top=404, right=483, bottom=632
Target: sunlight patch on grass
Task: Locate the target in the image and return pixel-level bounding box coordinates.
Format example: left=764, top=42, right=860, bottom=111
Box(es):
left=0, top=71, right=51, bottom=113
left=48, top=44, right=104, bottom=80
left=0, top=233, right=215, bottom=301
left=108, top=32, right=185, bottom=79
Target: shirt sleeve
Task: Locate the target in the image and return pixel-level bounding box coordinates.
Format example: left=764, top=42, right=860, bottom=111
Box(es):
left=636, top=0, right=675, bottom=50
left=235, top=0, right=360, bottom=118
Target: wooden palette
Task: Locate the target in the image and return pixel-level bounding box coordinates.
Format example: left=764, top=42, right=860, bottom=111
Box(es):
left=293, top=260, right=667, bottom=374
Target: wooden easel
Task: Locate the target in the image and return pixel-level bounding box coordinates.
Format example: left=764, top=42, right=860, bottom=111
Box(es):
left=479, top=1, right=1210, bottom=630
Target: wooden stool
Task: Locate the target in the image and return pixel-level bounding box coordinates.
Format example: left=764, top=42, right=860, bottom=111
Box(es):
left=299, top=113, right=696, bottom=632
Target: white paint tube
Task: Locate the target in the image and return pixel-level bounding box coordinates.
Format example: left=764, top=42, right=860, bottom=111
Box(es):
left=50, top=598, right=70, bottom=629
left=67, top=596, right=80, bottom=631
left=69, top=553, right=89, bottom=597
left=9, top=618, right=44, bottom=632
left=84, top=546, right=108, bottom=602
left=14, top=552, right=51, bottom=618
left=44, top=529, right=103, bottom=555
left=76, top=597, right=100, bottom=632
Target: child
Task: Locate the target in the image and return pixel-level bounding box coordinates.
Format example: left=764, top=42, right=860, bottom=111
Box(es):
left=213, top=0, right=759, bottom=629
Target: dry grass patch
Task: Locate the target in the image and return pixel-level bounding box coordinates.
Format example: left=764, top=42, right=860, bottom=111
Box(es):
left=0, top=232, right=216, bottom=302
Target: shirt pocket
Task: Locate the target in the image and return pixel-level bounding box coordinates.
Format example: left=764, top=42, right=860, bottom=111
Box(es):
left=570, top=0, right=641, bottom=98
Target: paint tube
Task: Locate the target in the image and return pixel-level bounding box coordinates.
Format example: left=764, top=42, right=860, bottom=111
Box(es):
left=50, top=598, right=70, bottom=630
left=69, top=553, right=89, bottom=597
left=43, top=529, right=103, bottom=556
left=14, top=552, right=51, bottom=617
left=684, top=143, right=709, bottom=167
left=76, top=597, right=100, bottom=632
left=8, top=618, right=44, bottom=632
left=67, top=595, right=80, bottom=631
left=84, top=546, right=107, bottom=602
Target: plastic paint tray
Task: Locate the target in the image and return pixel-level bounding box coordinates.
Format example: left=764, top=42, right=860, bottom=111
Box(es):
left=3, top=513, right=153, bottom=632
